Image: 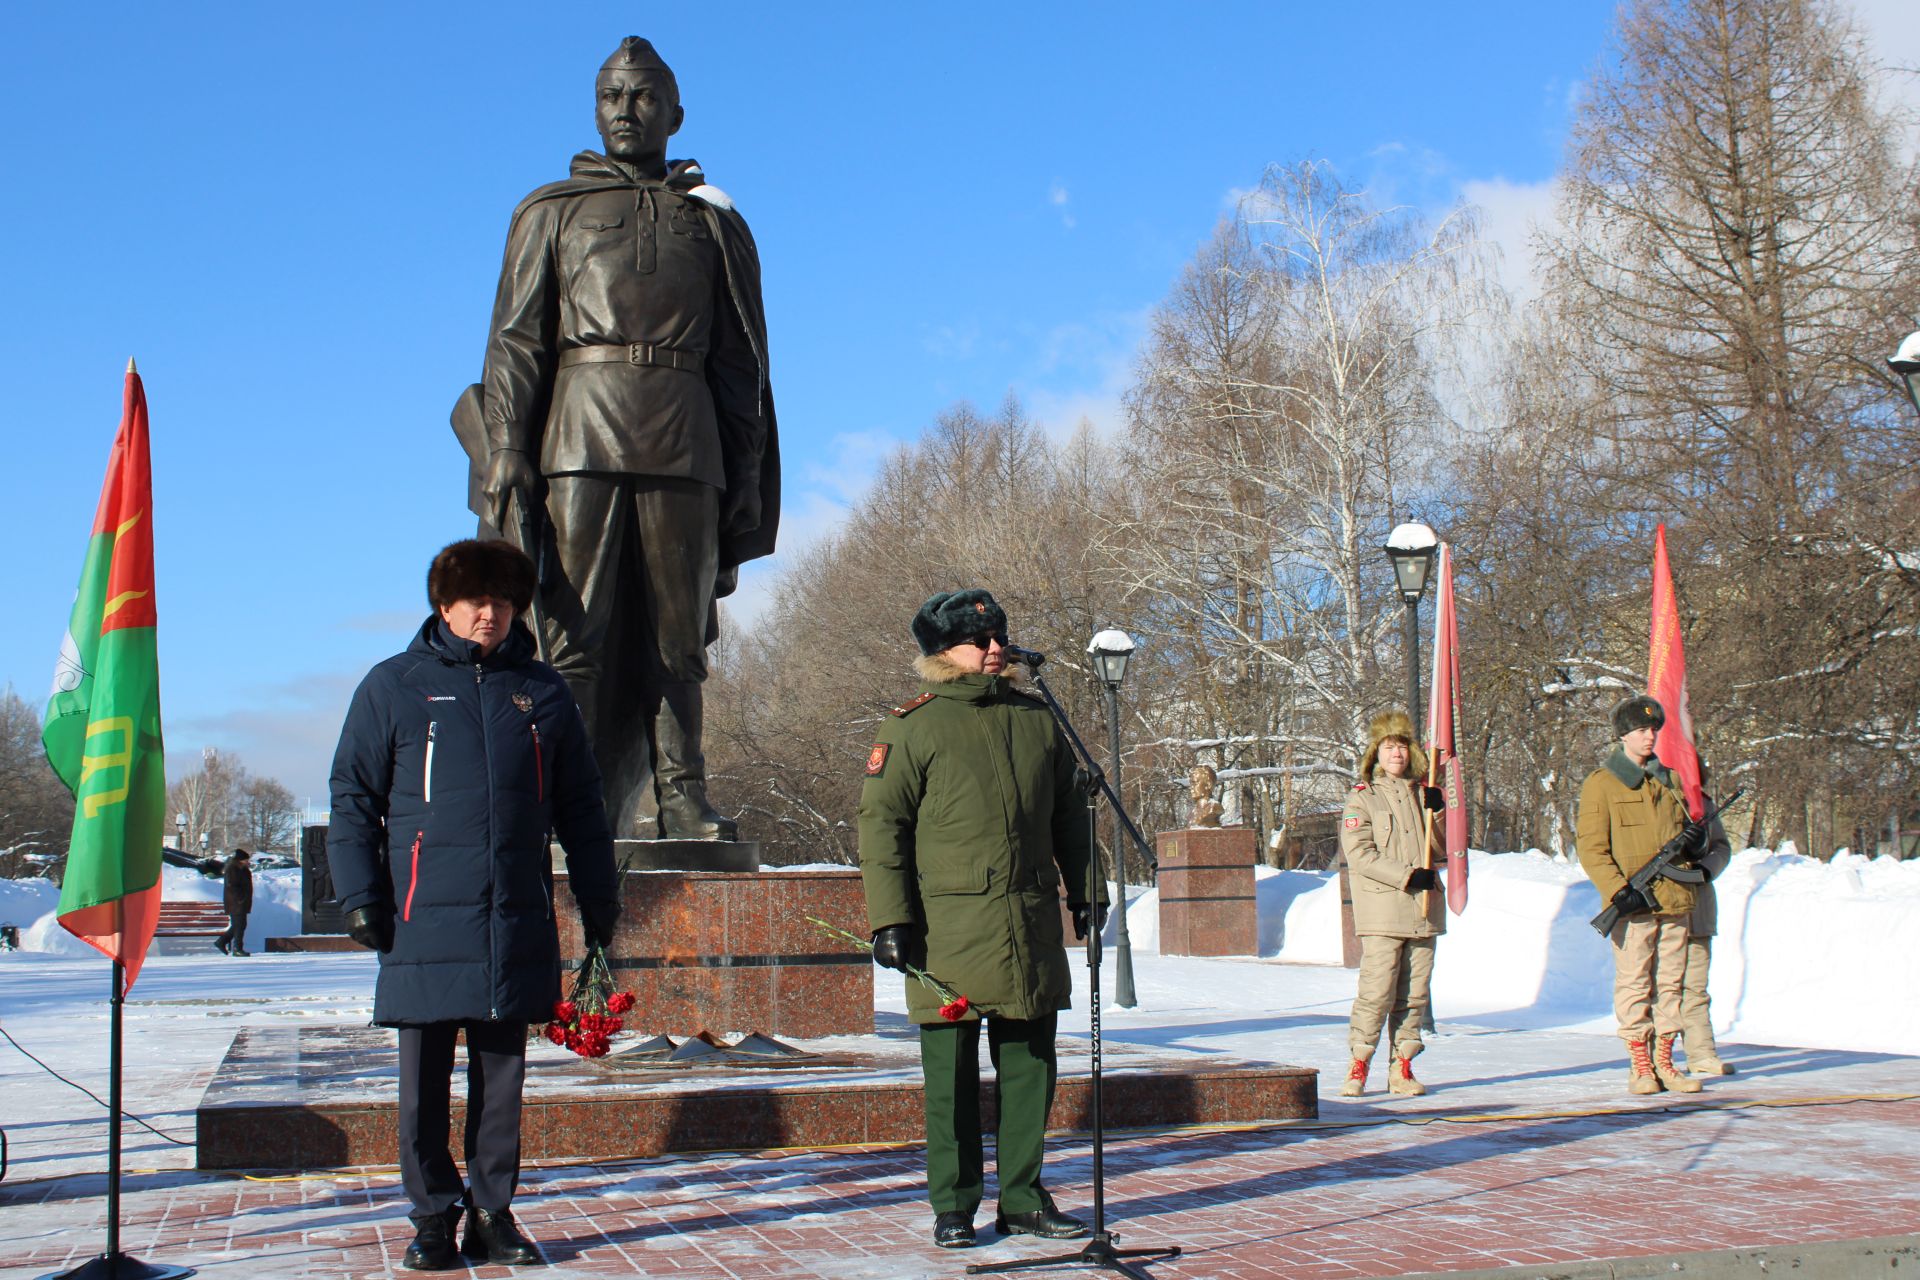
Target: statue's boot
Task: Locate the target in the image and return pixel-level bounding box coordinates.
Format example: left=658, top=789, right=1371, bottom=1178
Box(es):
left=655, top=682, right=737, bottom=841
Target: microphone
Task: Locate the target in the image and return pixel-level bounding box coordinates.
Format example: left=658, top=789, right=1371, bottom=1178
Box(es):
left=1002, top=643, right=1046, bottom=668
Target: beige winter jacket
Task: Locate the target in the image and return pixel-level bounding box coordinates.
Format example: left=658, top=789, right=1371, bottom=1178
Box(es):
left=1340, top=777, right=1446, bottom=938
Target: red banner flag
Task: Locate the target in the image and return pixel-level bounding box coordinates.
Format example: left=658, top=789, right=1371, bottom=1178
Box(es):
left=1648, top=523, right=1704, bottom=819
left=1424, top=543, right=1469, bottom=913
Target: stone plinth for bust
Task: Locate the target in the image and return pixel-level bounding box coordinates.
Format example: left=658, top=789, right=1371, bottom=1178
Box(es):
left=555, top=865, right=872, bottom=1038
left=1155, top=826, right=1259, bottom=957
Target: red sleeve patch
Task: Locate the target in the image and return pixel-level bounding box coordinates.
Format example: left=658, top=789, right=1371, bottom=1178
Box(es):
left=865, top=743, right=890, bottom=777
left=1343, top=815, right=1362, bottom=830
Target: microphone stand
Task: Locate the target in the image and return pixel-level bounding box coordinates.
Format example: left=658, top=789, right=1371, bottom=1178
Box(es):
left=968, top=659, right=1179, bottom=1279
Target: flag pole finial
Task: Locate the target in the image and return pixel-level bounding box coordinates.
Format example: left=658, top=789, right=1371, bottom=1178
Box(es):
left=126, top=357, right=137, bottom=374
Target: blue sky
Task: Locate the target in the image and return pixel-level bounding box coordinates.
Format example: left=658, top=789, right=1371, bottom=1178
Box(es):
left=2, top=2, right=1907, bottom=807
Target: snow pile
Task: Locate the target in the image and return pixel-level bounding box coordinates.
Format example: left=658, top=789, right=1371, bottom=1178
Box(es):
left=6, top=865, right=303, bottom=955
left=1121, top=847, right=1920, bottom=1056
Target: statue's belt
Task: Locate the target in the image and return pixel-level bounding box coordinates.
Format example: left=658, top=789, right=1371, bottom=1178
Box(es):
left=558, top=342, right=705, bottom=374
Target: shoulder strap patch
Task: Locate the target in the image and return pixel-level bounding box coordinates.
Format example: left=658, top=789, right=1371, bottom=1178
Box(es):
left=891, top=692, right=936, bottom=717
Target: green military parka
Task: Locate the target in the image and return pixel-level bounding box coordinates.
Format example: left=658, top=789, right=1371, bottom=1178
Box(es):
left=857, top=660, right=1100, bottom=1024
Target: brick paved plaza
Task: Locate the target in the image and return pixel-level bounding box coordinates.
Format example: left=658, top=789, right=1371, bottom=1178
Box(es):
left=5, top=954, right=1918, bottom=1278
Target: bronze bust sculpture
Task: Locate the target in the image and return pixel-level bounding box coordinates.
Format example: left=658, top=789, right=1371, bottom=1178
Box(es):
left=452, top=36, right=780, bottom=842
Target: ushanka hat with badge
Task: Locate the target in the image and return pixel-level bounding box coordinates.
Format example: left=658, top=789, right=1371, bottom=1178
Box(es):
left=1611, top=694, right=1665, bottom=737
left=427, top=539, right=537, bottom=613
left=911, top=588, right=1007, bottom=656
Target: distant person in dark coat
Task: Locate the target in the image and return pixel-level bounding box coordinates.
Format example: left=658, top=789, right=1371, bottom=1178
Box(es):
left=327, top=539, right=622, bottom=1272
left=215, top=849, right=252, bottom=956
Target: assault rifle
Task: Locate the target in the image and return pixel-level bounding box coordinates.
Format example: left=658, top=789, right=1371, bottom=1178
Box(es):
left=1589, top=787, right=1746, bottom=935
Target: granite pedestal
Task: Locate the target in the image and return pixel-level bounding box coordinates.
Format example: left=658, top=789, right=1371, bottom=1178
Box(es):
left=556, top=867, right=873, bottom=1039
left=1156, top=827, right=1259, bottom=956
left=194, top=1024, right=1319, bottom=1170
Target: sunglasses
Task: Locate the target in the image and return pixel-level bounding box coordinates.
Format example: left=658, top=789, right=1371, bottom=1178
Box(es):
left=962, top=633, right=1008, bottom=650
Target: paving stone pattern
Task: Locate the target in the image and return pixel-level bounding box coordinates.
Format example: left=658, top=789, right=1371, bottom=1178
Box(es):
left=6, top=1096, right=1917, bottom=1280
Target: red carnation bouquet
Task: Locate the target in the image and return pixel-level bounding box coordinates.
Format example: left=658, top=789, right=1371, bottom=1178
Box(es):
left=807, top=915, right=971, bottom=1021
left=544, top=942, right=637, bottom=1058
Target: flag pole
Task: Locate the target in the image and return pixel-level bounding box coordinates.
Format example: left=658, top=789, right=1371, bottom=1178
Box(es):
left=37, top=358, right=192, bottom=1280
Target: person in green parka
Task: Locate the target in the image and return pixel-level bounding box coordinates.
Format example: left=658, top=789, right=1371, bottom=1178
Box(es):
left=858, top=588, right=1106, bottom=1251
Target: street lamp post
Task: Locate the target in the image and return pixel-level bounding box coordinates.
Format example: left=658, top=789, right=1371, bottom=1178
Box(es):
left=174, top=812, right=187, bottom=854
left=1087, top=628, right=1138, bottom=1009
left=1383, top=522, right=1439, bottom=738
left=1889, top=331, right=1920, bottom=419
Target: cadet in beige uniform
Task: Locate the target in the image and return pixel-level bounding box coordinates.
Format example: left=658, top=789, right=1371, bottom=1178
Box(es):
left=1338, top=711, right=1447, bottom=1098
left=1576, top=695, right=1709, bottom=1095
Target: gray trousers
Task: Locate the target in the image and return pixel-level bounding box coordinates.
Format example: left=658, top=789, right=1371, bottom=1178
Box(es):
left=398, top=1021, right=528, bottom=1223
left=1348, top=936, right=1435, bottom=1061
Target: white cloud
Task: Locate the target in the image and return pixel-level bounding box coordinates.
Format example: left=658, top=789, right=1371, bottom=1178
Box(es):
left=171, top=670, right=364, bottom=809
left=1458, top=175, right=1562, bottom=304
left=1049, top=180, right=1076, bottom=229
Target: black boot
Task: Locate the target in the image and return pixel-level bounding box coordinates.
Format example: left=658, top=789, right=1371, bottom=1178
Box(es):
left=401, top=1208, right=462, bottom=1271
left=933, top=1210, right=976, bottom=1249
left=462, top=1206, right=540, bottom=1265
left=655, top=683, right=738, bottom=840
left=995, top=1188, right=1088, bottom=1240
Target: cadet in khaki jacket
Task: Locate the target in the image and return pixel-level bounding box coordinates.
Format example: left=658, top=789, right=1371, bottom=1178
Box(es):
left=1338, top=710, right=1447, bottom=1098
left=1576, top=695, right=1709, bottom=1095
left=858, top=589, right=1104, bottom=1251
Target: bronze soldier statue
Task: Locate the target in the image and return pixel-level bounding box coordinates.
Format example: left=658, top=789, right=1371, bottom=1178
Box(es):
left=452, top=36, right=779, bottom=842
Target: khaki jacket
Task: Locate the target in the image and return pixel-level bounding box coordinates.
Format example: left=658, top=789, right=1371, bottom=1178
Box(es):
left=857, top=660, right=1098, bottom=1023
left=1340, top=777, right=1446, bottom=938
left=1575, top=751, right=1698, bottom=917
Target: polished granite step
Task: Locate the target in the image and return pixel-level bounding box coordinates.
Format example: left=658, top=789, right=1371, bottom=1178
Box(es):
left=195, top=1024, right=1318, bottom=1171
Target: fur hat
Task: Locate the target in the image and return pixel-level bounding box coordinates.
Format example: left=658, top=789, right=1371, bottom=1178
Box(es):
left=1612, top=694, right=1665, bottom=738
left=427, top=539, right=537, bottom=613
left=1359, top=709, right=1429, bottom=782
left=911, top=589, right=1007, bottom=656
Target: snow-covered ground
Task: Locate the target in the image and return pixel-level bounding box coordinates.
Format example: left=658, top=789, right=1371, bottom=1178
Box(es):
left=2, top=864, right=303, bottom=956
left=2, top=847, right=1917, bottom=1190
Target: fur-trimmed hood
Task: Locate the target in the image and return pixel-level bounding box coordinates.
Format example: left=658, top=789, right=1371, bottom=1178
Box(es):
left=912, top=651, right=1027, bottom=685
left=1359, top=709, right=1429, bottom=782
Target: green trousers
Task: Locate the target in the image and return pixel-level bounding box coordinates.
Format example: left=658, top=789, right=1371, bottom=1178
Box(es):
left=919, top=1013, right=1057, bottom=1216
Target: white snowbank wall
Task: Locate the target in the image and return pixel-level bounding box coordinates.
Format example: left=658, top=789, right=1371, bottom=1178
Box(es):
left=3, top=866, right=303, bottom=956
left=1121, top=848, right=1920, bottom=1057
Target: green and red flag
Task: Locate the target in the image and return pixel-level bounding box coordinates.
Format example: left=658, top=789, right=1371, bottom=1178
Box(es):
left=42, top=363, right=167, bottom=988
left=1648, top=523, right=1705, bottom=819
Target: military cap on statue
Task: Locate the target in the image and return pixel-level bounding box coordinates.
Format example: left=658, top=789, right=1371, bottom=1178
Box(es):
left=912, top=589, right=1007, bottom=655
left=1611, top=694, right=1666, bottom=738
left=601, top=36, right=677, bottom=87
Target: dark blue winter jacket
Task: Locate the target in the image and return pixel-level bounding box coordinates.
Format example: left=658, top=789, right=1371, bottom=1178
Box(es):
left=327, top=616, right=618, bottom=1026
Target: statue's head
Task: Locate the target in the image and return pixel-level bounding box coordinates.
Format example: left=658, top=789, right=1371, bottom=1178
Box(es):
left=596, top=37, right=683, bottom=168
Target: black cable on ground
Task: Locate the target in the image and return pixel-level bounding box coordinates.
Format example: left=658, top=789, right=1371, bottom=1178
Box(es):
left=0, top=1020, right=195, bottom=1146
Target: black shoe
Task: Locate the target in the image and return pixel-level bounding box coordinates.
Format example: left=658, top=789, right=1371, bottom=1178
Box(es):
left=401, top=1210, right=462, bottom=1271
left=933, top=1210, right=976, bottom=1249
left=213, top=941, right=229, bottom=955
left=232, top=947, right=251, bottom=957
left=995, top=1201, right=1089, bottom=1240
left=462, top=1206, right=540, bottom=1265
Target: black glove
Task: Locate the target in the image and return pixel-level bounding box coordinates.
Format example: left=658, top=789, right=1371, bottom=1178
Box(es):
left=1611, top=884, right=1656, bottom=917
left=871, top=925, right=912, bottom=972
left=1070, top=902, right=1109, bottom=940
left=344, top=904, right=393, bottom=953
left=1421, top=785, right=1446, bottom=813
left=1680, top=819, right=1708, bottom=856
left=1405, top=867, right=1438, bottom=892
left=580, top=899, right=622, bottom=950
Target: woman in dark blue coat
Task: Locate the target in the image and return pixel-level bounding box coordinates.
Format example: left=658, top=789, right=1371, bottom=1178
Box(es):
left=328, top=539, right=619, bottom=1271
